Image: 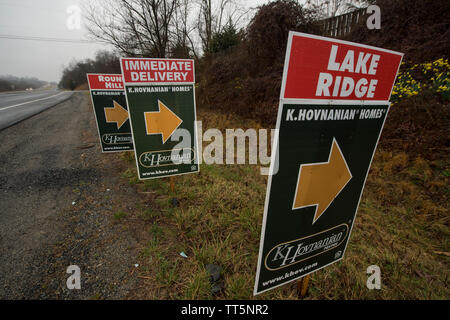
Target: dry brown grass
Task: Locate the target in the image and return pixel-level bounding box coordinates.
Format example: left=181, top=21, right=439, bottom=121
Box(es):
left=114, top=108, right=448, bottom=300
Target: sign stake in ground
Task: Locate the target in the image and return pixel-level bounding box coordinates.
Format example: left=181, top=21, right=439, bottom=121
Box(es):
left=297, top=274, right=310, bottom=298
left=170, top=176, right=175, bottom=193
left=87, top=73, right=133, bottom=153
left=254, top=31, right=403, bottom=296
left=120, top=58, right=199, bottom=181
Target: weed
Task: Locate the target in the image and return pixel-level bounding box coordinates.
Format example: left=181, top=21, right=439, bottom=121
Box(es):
left=113, top=210, right=127, bottom=220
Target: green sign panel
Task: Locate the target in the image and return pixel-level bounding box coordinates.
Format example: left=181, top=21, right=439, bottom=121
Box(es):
left=254, top=31, right=403, bottom=295
left=254, top=102, right=390, bottom=294
left=87, top=73, right=133, bottom=153
left=121, top=57, right=199, bottom=180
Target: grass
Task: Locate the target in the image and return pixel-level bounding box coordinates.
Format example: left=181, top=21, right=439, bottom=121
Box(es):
left=113, top=210, right=128, bottom=221
left=116, top=108, right=449, bottom=300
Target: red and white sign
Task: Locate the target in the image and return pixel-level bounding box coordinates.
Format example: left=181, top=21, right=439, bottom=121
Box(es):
left=281, top=32, right=403, bottom=101
left=120, top=58, right=195, bottom=84
left=87, top=73, right=124, bottom=90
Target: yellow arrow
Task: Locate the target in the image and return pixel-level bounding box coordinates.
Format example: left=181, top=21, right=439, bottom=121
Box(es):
left=292, top=138, right=352, bottom=224
left=104, top=100, right=129, bottom=130
left=144, top=100, right=183, bottom=143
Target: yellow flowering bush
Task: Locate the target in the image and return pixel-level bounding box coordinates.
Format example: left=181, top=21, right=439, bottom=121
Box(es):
left=392, top=58, right=449, bottom=102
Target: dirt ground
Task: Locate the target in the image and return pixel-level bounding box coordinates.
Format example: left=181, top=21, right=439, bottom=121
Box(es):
left=0, top=92, right=141, bottom=299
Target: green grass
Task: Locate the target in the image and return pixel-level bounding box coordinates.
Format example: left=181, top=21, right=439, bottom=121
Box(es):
left=113, top=210, right=127, bottom=220
left=116, top=108, right=449, bottom=300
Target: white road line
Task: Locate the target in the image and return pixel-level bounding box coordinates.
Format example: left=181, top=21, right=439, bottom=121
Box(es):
left=0, top=92, right=67, bottom=111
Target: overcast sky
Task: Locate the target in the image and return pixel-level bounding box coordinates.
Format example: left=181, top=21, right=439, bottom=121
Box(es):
left=0, top=0, right=304, bottom=83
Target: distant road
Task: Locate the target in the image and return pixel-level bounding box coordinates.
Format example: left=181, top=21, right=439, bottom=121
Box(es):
left=0, top=89, right=73, bottom=130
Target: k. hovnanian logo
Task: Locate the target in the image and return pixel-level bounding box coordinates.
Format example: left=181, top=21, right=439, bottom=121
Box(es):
left=102, top=133, right=133, bottom=145
left=265, top=224, right=348, bottom=271
left=139, top=148, right=195, bottom=168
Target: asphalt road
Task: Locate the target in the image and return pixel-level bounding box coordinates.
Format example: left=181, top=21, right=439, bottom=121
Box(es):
left=0, top=89, right=73, bottom=130
left=0, top=92, right=138, bottom=299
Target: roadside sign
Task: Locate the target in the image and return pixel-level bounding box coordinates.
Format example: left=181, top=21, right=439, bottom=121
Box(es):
left=254, top=32, right=403, bottom=295
left=120, top=58, right=199, bottom=180
left=87, top=73, right=133, bottom=152
left=281, top=32, right=403, bottom=101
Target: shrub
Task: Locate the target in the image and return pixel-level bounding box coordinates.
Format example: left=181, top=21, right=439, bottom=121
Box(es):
left=346, top=0, right=450, bottom=64
left=392, top=58, right=450, bottom=102
left=246, top=0, right=319, bottom=76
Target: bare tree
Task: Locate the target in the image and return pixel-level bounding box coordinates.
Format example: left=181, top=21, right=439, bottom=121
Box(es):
left=172, top=0, right=199, bottom=59
left=85, top=0, right=251, bottom=58
left=84, top=0, right=179, bottom=58
left=197, top=0, right=249, bottom=54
